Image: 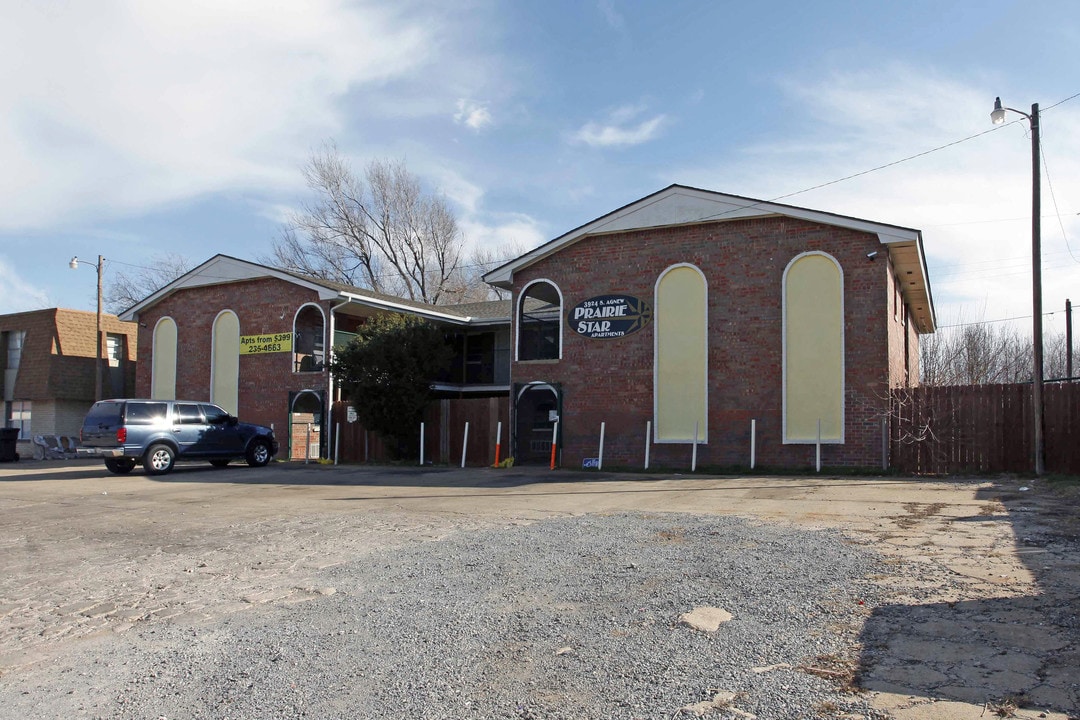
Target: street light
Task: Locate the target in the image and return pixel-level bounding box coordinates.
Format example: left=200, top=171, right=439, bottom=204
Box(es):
left=991, top=96, right=1044, bottom=475
left=69, top=254, right=105, bottom=402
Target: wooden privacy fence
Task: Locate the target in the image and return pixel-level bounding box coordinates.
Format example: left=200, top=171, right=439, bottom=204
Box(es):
left=331, top=397, right=509, bottom=466
left=890, top=382, right=1080, bottom=475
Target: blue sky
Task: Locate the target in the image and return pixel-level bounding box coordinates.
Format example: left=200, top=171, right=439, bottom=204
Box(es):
left=2, top=0, right=1078, bottom=338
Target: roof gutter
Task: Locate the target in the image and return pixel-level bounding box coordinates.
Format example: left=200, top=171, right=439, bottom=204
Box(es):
left=336, top=291, right=473, bottom=325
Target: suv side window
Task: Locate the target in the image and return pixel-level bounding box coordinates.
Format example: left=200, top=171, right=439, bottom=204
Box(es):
left=174, top=403, right=204, bottom=425
left=201, top=404, right=230, bottom=425
left=124, top=402, right=168, bottom=426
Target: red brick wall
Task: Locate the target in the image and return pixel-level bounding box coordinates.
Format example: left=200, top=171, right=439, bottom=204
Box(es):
left=0, top=308, right=137, bottom=402
left=510, top=217, right=897, bottom=469
left=133, top=278, right=332, bottom=439
left=885, top=259, right=922, bottom=389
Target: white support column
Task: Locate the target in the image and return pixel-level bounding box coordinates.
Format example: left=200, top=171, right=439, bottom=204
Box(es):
left=750, top=419, right=756, bottom=470
left=691, top=421, right=699, bottom=472
left=461, top=421, right=469, bottom=468
left=644, top=420, right=651, bottom=470
left=598, top=422, right=606, bottom=471
left=816, top=419, right=822, bottom=473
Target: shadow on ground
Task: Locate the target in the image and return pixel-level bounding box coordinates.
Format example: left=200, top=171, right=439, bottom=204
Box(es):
left=856, top=479, right=1080, bottom=714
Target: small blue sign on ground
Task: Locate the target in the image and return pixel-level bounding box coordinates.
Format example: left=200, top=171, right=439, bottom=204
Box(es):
left=582, top=457, right=600, bottom=469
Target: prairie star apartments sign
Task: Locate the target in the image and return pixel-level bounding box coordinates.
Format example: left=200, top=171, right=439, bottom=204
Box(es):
left=568, top=294, right=652, bottom=339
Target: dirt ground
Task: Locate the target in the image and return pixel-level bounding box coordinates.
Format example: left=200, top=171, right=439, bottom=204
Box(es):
left=1, top=459, right=1077, bottom=719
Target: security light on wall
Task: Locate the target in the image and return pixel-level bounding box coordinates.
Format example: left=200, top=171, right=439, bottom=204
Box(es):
left=866, top=251, right=879, bottom=260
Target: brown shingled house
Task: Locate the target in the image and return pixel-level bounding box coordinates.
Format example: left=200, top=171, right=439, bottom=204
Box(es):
left=1, top=308, right=138, bottom=456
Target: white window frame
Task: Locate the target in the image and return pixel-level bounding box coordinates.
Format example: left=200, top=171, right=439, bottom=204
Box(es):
left=781, top=251, right=845, bottom=444
left=652, top=263, right=709, bottom=444
left=515, top=279, right=564, bottom=362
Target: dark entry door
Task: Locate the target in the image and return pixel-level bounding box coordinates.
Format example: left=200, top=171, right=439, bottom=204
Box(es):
left=513, top=384, right=561, bottom=465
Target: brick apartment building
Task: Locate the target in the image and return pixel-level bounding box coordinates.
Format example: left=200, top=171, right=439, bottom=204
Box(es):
left=484, top=185, right=935, bottom=469
left=118, top=185, right=934, bottom=470
left=1, top=308, right=138, bottom=455
left=120, top=255, right=510, bottom=461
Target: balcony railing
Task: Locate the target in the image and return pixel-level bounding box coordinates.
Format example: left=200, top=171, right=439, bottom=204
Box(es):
left=438, top=348, right=510, bottom=386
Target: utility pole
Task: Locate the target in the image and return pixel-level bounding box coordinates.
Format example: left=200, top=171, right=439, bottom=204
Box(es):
left=991, top=97, right=1044, bottom=475
left=1067, top=298, right=1073, bottom=380
left=96, top=254, right=104, bottom=402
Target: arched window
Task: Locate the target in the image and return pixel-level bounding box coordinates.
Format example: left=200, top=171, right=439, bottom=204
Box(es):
left=516, top=280, right=562, bottom=361
left=783, top=252, right=844, bottom=443
left=293, top=304, right=326, bottom=373
left=211, top=310, right=240, bottom=415
left=654, top=264, right=708, bottom=443
left=151, top=317, right=177, bottom=400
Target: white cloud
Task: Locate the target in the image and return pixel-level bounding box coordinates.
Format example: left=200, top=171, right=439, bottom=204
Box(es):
left=454, top=99, right=493, bottom=131
left=412, top=162, right=546, bottom=257
left=597, top=0, right=625, bottom=31
left=677, top=65, right=1080, bottom=326
left=0, top=1, right=438, bottom=231
left=573, top=105, right=667, bottom=148
left=460, top=214, right=547, bottom=256
left=0, top=257, right=54, bottom=313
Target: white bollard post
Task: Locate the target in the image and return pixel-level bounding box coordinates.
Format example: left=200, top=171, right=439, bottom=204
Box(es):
left=420, top=422, right=425, bottom=466
left=692, top=420, right=699, bottom=472
left=494, top=420, right=502, bottom=466
left=461, top=421, right=469, bottom=468
left=598, top=422, right=606, bottom=471
left=334, top=422, right=340, bottom=466
left=816, top=418, right=822, bottom=473
left=750, top=418, right=756, bottom=470
left=644, top=420, right=651, bottom=470
left=305, top=423, right=311, bottom=464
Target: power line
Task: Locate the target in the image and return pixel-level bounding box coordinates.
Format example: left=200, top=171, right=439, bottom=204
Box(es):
left=769, top=126, right=1007, bottom=203
left=692, top=90, right=1080, bottom=225
left=1042, top=90, right=1080, bottom=112
left=937, top=310, right=1059, bottom=329
left=1040, top=135, right=1080, bottom=264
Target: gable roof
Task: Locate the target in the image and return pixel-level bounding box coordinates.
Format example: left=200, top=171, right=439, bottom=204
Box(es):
left=119, top=254, right=507, bottom=326
left=483, top=184, right=936, bottom=332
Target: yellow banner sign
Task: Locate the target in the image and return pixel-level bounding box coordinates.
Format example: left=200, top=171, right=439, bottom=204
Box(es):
left=240, top=332, right=293, bottom=354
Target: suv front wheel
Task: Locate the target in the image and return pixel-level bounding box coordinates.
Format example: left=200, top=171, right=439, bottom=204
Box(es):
left=246, top=440, right=271, bottom=468
left=144, top=444, right=176, bottom=476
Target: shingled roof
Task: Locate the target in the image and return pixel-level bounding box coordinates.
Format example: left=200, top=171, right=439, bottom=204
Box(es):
left=120, top=254, right=509, bottom=326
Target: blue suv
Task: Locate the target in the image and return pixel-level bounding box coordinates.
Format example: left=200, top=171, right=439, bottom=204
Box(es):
left=80, top=399, right=279, bottom=476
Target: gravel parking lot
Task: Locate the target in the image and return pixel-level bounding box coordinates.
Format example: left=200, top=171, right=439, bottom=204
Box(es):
left=0, top=460, right=1077, bottom=719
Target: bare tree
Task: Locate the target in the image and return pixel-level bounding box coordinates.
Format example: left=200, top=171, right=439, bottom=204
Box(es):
left=436, top=240, right=533, bottom=304
left=920, top=320, right=1069, bottom=385
left=1044, top=332, right=1074, bottom=381
left=104, top=253, right=193, bottom=314
left=269, top=144, right=466, bottom=305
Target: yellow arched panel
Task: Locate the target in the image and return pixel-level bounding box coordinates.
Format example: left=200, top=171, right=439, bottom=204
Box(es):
left=654, top=265, right=707, bottom=442
left=212, top=311, right=240, bottom=415
left=784, top=253, right=844, bottom=443
left=151, top=317, right=177, bottom=400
